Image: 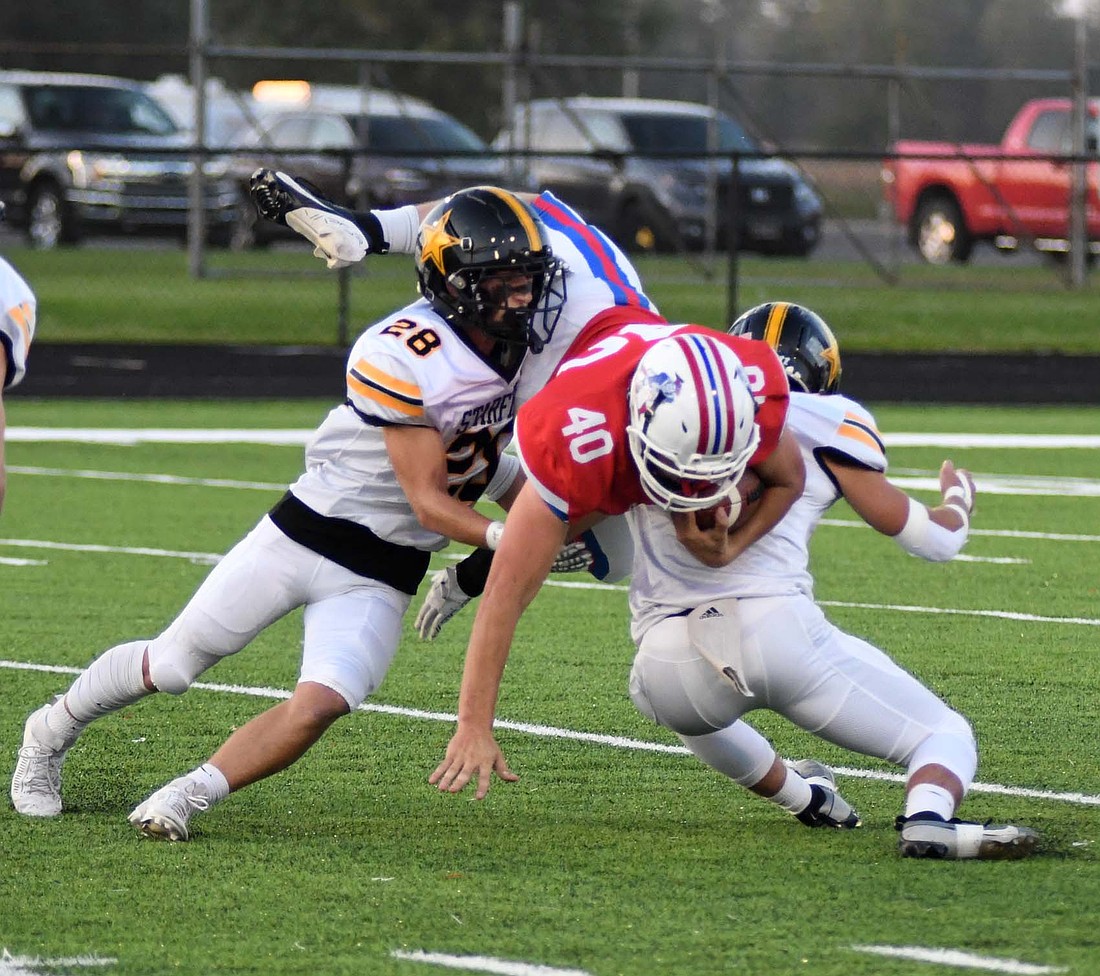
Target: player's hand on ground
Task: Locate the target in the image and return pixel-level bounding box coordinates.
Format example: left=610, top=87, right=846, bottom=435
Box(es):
left=415, top=566, right=472, bottom=640
left=939, top=459, right=976, bottom=517
left=429, top=728, right=518, bottom=800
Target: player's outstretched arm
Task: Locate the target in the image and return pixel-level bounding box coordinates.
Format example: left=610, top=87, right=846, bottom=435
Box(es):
left=250, top=169, right=434, bottom=266
left=826, top=456, right=975, bottom=561
left=430, top=483, right=566, bottom=799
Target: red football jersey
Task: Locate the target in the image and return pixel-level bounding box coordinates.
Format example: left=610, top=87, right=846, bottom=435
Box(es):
left=515, top=317, right=790, bottom=522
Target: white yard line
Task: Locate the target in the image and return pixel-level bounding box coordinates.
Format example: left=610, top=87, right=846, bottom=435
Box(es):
left=1, top=537, right=1096, bottom=625
left=851, top=945, right=1066, bottom=974
left=10, top=428, right=1100, bottom=449
left=390, top=950, right=592, bottom=976
left=0, top=951, right=116, bottom=976
left=3, top=659, right=1098, bottom=809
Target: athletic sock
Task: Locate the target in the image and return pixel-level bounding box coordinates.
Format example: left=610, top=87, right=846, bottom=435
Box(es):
left=769, top=767, right=815, bottom=814
left=904, top=783, right=956, bottom=821
left=185, top=763, right=231, bottom=806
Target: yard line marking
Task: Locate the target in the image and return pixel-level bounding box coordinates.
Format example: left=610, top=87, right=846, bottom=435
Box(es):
left=821, top=519, right=1100, bottom=543
left=1, top=538, right=1096, bottom=625
left=0, top=556, right=47, bottom=566
left=891, top=473, right=1100, bottom=498
left=851, top=945, right=1066, bottom=974
left=9, top=465, right=285, bottom=492
left=0, top=950, right=117, bottom=976
left=0, top=538, right=223, bottom=563
left=9, top=428, right=1100, bottom=448
left=12, top=463, right=1100, bottom=500
left=819, top=600, right=1100, bottom=627
left=390, top=949, right=592, bottom=976
left=6, top=428, right=310, bottom=446
left=3, top=660, right=1099, bottom=808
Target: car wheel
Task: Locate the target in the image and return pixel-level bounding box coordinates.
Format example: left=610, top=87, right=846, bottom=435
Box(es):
left=913, top=195, right=971, bottom=265
left=27, top=182, right=76, bottom=249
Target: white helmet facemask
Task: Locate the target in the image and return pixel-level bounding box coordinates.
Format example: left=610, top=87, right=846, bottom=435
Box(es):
left=626, top=333, right=760, bottom=512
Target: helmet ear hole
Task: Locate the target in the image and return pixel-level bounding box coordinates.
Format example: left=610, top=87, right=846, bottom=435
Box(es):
left=728, top=301, right=841, bottom=395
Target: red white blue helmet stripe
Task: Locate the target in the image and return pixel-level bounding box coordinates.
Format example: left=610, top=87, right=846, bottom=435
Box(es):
left=674, top=333, right=739, bottom=456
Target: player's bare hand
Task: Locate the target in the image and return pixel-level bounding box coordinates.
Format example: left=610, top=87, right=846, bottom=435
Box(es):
left=671, top=505, right=734, bottom=567
left=939, top=459, right=976, bottom=516
left=430, top=727, right=518, bottom=800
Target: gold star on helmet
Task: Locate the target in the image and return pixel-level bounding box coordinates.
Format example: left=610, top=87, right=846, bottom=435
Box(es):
left=419, top=209, right=462, bottom=275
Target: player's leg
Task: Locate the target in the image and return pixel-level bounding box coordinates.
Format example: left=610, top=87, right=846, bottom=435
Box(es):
left=628, top=612, right=859, bottom=828
left=742, top=595, right=1037, bottom=858
left=131, top=568, right=410, bottom=840
left=13, top=518, right=308, bottom=819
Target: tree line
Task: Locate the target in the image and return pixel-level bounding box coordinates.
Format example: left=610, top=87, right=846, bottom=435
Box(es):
left=0, top=0, right=1094, bottom=148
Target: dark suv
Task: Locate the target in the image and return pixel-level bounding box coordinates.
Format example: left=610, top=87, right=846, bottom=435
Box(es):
left=221, top=88, right=510, bottom=250
left=494, top=97, right=822, bottom=256
left=0, top=70, right=239, bottom=248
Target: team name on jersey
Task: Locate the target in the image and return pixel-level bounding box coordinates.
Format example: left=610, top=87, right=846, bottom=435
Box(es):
left=459, top=390, right=517, bottom=431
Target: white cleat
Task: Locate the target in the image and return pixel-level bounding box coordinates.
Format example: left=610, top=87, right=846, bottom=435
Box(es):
left=128, top=777, right=210, bottom=842
left=897, top=813, right=1040, bottom=860
left=788, top=758, right=862, bottom=829
left=11, top=703, right=67, bottom=817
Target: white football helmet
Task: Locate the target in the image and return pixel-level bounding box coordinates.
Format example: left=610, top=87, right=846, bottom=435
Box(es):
left=626, top=333, right=760, bottom=512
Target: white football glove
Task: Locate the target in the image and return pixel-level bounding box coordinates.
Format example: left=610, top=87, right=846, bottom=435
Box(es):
left=550, top=540, right=594, bottom=574
left=415, top=566, right=472, bottom=641
left=285, top=209, right=369, bottom=269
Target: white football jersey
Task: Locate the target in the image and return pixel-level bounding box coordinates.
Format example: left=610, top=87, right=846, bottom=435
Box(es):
left=1, top=257, right=36, bottom=389
left=288, top=192, right=658, bottom=553
left=628, top=391, right=888, bottom=640
left=288, top=299, right=524, bottom=550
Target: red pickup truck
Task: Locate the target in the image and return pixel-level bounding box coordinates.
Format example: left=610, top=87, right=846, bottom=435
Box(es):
left=882, top=98, right=1100, bottom=264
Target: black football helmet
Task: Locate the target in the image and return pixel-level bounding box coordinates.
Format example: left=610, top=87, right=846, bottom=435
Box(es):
left=415, top=186, right=566, bottom=354
left=728, top=301, right=842, bottom=394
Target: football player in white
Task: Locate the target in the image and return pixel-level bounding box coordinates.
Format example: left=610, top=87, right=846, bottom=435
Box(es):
left=0, top=201, right=37, bottom=515
left=10, top=186, right=588, bottom=839
left=250, top=173, right=862, bottom=828
left=624, top=301, right=1038, bottom=859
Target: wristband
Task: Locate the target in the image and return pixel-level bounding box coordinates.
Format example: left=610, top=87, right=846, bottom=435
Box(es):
left=370, top=205, right=421, bottom=254
left=485, top=521, right=505, bottom=551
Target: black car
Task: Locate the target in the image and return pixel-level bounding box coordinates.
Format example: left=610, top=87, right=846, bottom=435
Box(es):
left=221, top=88, right=511, bottom=250
left=0, top=70, right=239, bottom=248
left=494, top=96, right=823, bottom=256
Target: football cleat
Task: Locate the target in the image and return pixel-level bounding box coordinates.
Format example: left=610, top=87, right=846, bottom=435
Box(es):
left=789, top=759, right=862, bottom=829
left=11, top=703, right=68, bottom=817
left=128, top=777, right=211, bottom=842
left=896, top=812, right=1040, bottom=860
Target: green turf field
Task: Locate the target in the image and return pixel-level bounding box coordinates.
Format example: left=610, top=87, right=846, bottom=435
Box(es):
left=8, top=244, right=1100, bottom=353
left=2, top=399, right=1098, bottom=976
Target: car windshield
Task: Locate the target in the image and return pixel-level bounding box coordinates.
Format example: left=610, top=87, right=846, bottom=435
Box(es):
left=23, top=84, right=179, bottom=135
left=346, top=114, right=488, bottom=152
left=620, top=112, right=757, bottom=154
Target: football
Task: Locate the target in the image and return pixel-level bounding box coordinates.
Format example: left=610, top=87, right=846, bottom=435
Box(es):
left=694, top=469, right=763, bottom=531
left=694, top=495, right=732, bottom=531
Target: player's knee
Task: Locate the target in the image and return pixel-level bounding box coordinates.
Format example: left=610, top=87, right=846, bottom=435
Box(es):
left=289, top=682, right=352, bottom=729
left=146, top=644, right=215, bottom=696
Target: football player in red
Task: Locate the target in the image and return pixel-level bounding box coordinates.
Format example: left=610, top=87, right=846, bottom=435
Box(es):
left=429, top=319, right=806, bottom=799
